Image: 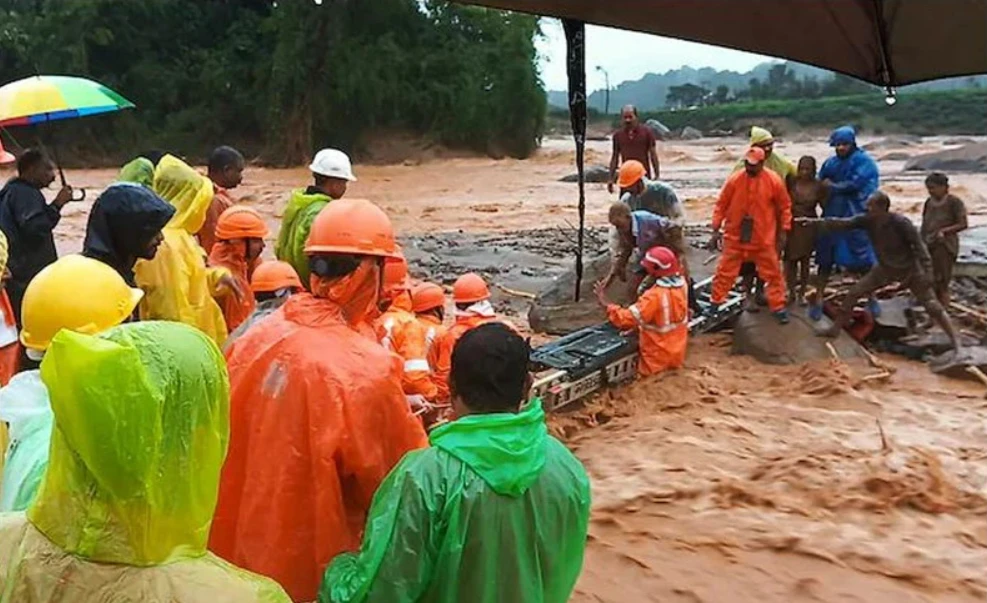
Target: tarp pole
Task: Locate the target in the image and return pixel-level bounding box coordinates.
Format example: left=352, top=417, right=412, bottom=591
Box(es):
left=563, top=19, right=587, bottom=302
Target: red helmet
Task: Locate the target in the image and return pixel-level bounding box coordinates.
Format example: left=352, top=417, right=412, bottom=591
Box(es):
left=640, top=246, right=680, bottom=278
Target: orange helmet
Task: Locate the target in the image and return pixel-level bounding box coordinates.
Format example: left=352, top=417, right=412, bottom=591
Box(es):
left=640, top=245, right=680, bottom=278
left=383, top=254, right=410, bottom=293
left=304, top=198, right=399, bottom=258
left=250, top=260, right=303, bottom=293
left=453, top=272, right=490, bottom=304
left=617, top=160, right=646, bottom=188
left=215, top=206, right=269, bottom=240
left=412, top=282, right=445, bottom=313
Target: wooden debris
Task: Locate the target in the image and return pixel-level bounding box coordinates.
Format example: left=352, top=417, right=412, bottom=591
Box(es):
left=965, top=365, right=987, bottom=398
left=494, top=283, right=537, bottom=299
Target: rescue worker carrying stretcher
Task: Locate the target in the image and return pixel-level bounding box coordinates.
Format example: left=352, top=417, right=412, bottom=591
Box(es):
left=595, top=246, right=689, bottom=377
left=377, top=254, right=438, bottom=411
left=710, top=147, right=793, bottom=324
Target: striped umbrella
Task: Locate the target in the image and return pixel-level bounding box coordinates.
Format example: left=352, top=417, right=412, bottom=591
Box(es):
left=0, top=75, right=134, bottom=127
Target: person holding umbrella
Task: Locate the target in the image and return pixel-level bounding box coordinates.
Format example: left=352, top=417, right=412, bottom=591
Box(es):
left=0, top=149, right=72, bottom=325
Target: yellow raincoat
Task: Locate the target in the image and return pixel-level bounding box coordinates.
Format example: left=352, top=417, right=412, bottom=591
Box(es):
left=0, top=321, right=290, bottom=602
left=135, top=155, right=230, bottom=344
left=734, top=126, right=797, bottom=182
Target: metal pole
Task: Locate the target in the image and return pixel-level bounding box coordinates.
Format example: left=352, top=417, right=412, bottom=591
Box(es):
left=563, top=19, right=587, bottom=302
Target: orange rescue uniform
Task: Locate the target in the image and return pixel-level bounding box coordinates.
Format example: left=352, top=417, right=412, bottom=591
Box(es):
left=607, top=276, right=689, bottom=376
left=429, top=313, right=497, bottom=402
left=198, top=185, right=235, bottom=256
left=211, top=293, right=428, bottom=601
left=208, top=241, right=257, bottom=332
left=377, top=291, right=438, bottom=401
left=711, top=168, right=792, bottom=311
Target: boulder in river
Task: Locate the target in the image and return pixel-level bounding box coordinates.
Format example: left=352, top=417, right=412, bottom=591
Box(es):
left=528, top=252, right=634, bottom=335
left=863, top=134, right=923, bottom=151
left=879, top=151, right=912, bottom=161
left=904, top=143, right=987, bottom=173
left=559, top=164, right=611, bottom=183
left=732, top=305, right=865, bottom=365
left=680, top=126, right=703, bottom=140
left=645, top=119, right=671, bottom=140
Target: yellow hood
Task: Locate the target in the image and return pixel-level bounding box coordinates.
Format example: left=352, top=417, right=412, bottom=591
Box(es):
left=28, top=321, right=230, bottom=566
left=750, top=126, right=774, bottom=145
left=153, top=155, right=214, bottom=235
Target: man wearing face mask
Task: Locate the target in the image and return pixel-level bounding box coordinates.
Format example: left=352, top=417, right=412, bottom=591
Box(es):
left=211, top=198, right=428, bottom=603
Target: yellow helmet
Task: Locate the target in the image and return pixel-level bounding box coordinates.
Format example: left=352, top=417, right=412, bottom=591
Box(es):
left=20, top=255, right=145, bottom=352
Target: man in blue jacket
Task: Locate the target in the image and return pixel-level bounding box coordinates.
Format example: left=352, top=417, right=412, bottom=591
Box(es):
left=810, top=126, right=879, bottom=321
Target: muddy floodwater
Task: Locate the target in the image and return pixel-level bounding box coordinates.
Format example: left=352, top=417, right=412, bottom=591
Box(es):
left=27, top=134, right=987, bottom=602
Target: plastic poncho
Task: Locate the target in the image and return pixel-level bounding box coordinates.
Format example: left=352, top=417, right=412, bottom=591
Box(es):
left=817, top=126, right=879, bottom=271
left=320, top=399, right=592, bottom=603
left=118, top=157, right=155, bottom=188
left=0, top=321, right=291, bottom=602
left=733, top=127, right=797, bottom=182
left=275, top=188, right=331, bottom=288
left=83, top=183, right=175, bottom=286
left=0, top=371, right=51, bottom=512
left=134, top=155, right=230, bottom=344
left=209, top=240, right=258, bottom=332
left=212, top=292, right=429, bottom=602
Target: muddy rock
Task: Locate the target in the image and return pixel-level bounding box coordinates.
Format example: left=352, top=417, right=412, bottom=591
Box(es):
left=528, top=252, right=634, bottom=335
left=560, top=164, right=611, bottom=183
left=732, top=306, right=865, bottom=364
left=904, top=143, right=987, bottom=173
left=943, top=137, right=977, bottom=146
left=929, top=345, right=987, bottom=378
left=646, top=119, right=671, bottom=140
left=680, top=126, right=703, bottom=140
left=879, top=151, right=912, bottom=161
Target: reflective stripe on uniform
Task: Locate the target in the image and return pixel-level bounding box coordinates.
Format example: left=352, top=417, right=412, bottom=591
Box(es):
left=424, top=326, right=437, bottom=355
left=404, top=359, right=431, bottom=373
left=381, top=318, right=395, bottom=351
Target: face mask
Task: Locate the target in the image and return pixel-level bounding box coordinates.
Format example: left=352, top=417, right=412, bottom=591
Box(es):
left=311, top=258, right=382, bottom=328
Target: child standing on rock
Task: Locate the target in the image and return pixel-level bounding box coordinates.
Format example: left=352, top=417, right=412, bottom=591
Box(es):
left=786, top=156, right=828, bottom=305
left=921, top=172, right=967, bottom=306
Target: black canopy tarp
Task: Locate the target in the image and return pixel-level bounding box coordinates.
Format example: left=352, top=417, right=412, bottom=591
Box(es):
left=458, top=0, right=987, bottom=88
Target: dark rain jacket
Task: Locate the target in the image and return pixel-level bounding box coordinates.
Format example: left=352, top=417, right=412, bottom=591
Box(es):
left=0, top=179, right=61, bottom=324
left=82, top=183, right=175, bottom=287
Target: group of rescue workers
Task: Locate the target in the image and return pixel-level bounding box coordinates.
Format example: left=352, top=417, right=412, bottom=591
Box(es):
left=604, top=107, right=967, bottom=363
left=0, top=146, right=591, bottom=602
left=0, top=110, right=970, bottom=602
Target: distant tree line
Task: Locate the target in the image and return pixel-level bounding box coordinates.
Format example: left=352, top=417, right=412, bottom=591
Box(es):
left=665, top=64, right=876, bottom=109
left=0, top=0, right=546, bottom=164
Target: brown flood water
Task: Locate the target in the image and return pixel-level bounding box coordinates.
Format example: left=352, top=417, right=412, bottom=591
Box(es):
left=17, top=134, right=987, bottom=602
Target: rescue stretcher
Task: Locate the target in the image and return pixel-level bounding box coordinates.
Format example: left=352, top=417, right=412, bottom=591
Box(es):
left=529, top=277, right=745, bottom=411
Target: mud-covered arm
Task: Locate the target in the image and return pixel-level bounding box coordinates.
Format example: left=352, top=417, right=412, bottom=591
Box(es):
left=942, top=198, right=969, bottom=235
left=903, top=219, right=934, bottom=274
left=800, top=214, right=868, bottom=232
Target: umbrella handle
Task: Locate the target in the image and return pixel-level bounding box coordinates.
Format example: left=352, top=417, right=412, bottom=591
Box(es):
left=71, top=188, right=86, bottom=202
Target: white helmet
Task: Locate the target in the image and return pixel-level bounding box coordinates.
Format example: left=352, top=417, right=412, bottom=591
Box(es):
left=309, top=148, right=357, bottom=182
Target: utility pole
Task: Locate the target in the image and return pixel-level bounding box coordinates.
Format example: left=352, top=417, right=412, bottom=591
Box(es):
left=595, top=65, right=610, bottom=115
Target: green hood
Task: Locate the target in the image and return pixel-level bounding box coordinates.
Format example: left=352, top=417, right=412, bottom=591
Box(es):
left=274, top=188, right=331, bottom=288
left=430, top=399, right=547, bottom=497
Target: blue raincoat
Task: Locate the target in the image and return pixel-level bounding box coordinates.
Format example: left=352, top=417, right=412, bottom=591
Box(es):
left=816, top=126, right=878, bottom=271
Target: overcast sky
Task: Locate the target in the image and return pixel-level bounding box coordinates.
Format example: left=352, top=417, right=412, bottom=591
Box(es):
left=536, top=20, right=774, bottom=92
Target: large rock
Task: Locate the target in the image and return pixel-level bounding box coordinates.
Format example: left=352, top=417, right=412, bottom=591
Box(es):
left=645, top=118, right=672, bottom=140
left=732, top=306, right=865, bottom=365
left=929, top=345, right=987, bottom=379
left=904, top=143, right=987, bottom=173
left=680, top=126, right=703, bottom=140
left=528, top=252, right=634, bottom=335
left=559, top=164, right=610, bottom=183
left=863, top=134, right=923, bottom=151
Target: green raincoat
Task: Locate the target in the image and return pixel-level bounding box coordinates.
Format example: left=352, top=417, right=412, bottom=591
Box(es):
left=319, top=399, right=591, bottom=603
left=275, top=188, right=331, bottom=288
left=0, top=321, right=290, bottom=602
left=118, top=157, right=155, bottom=187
